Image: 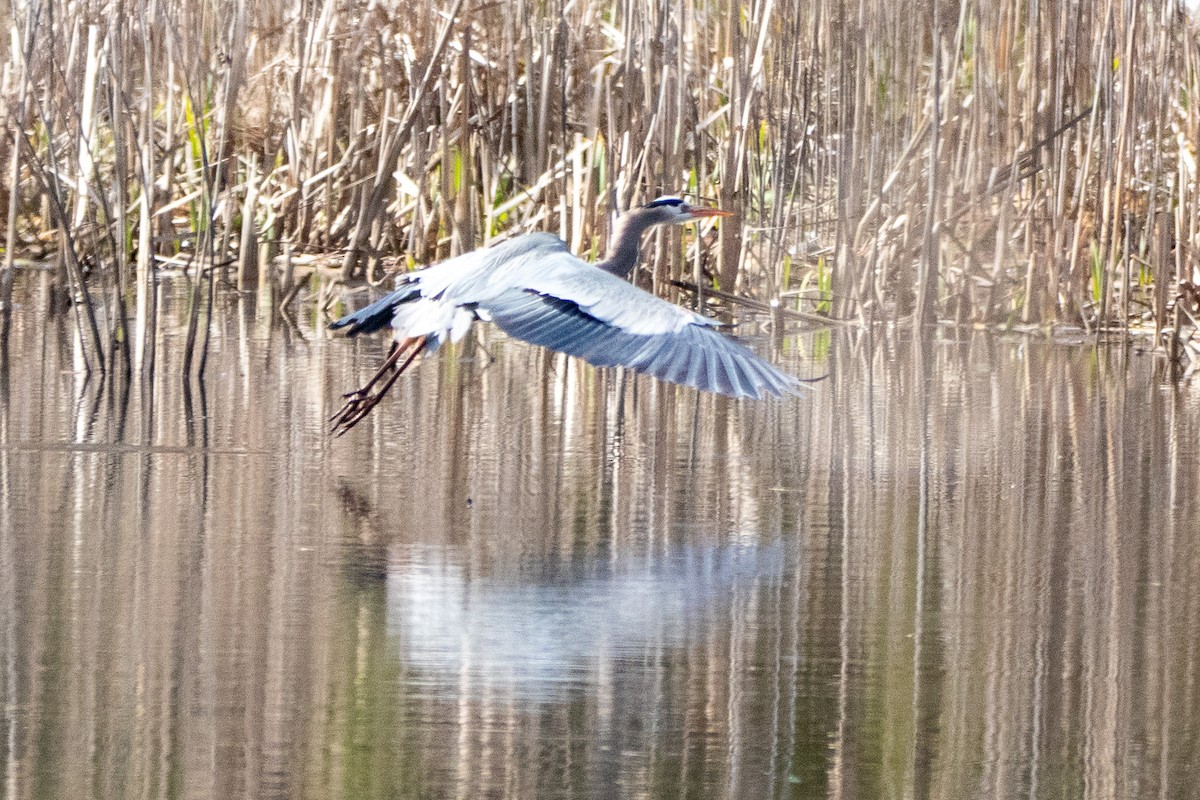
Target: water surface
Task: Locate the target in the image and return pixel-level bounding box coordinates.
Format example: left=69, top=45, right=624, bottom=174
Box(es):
left=2, top=271, right=1199, bottom=799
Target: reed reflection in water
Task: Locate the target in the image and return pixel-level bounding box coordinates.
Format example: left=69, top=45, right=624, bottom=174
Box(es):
left=1, top=270, right=1199, bottom=799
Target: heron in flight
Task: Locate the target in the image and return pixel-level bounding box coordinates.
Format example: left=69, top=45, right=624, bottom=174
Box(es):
left=328, top=197, right=799, bottom=434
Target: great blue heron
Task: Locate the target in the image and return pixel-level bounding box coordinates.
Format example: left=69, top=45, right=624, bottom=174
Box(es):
left=329, top=197, right=800, bottom=434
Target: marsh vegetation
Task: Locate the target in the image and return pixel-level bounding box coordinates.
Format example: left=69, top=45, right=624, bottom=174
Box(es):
left=2, top=0, right=1200, bottom=376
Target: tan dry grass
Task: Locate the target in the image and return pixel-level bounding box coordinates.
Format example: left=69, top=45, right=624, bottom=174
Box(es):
left=2, top=0, right=1200, bottom=372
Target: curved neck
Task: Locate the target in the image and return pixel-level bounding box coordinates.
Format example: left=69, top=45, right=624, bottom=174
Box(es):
left=596, top=207, right=662, bottom=278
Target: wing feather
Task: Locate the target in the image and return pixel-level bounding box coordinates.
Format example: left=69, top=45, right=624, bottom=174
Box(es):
left=481, top=290, right=799, bottom=399
left=686, top=346, right=709, bottom=392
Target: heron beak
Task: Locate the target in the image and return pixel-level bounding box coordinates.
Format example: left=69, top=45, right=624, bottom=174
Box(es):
left=687, top=207, right=735, bottom=218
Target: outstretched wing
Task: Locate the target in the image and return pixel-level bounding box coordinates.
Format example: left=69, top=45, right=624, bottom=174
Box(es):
left=480, top=288, right=798, bottom=399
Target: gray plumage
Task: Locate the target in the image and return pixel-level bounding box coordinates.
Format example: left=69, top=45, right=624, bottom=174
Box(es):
left=329, top=197, right=799, bottom=433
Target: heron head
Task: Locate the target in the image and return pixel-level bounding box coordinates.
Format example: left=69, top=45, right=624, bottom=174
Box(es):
left=642, top=196, right=734, bottom=224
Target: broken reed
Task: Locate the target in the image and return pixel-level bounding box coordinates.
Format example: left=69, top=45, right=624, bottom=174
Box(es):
left=2, top=0, right=1199, bottom=376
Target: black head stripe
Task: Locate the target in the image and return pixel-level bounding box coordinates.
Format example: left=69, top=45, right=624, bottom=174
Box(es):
left=646, top=196, right=685, bottom=209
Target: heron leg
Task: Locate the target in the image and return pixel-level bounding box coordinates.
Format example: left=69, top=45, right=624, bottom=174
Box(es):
left=327, top=341, right=405, bottom=428
left=473, top=330, right=497, bottom=366
left=340, top=338, right=408, bottom=403
left=330, top=336, right=428, bottom=435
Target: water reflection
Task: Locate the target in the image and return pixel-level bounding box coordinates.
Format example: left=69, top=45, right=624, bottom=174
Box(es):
left=389, top=541, right=786, bottom=703
left=1, top=270, right=1199, bottom=800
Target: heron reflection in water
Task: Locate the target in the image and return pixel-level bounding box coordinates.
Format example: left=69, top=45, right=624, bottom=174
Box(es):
left=329, top=197, right=800, bottom=434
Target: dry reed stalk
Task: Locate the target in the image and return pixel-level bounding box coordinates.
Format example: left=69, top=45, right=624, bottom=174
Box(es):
left=237, top=157, right=260, bottom=290
left=106, top=14, right=132, bottom=369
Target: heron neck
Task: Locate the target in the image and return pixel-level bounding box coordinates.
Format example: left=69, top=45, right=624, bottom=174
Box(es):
left=596, top=208, right=657, bottom=278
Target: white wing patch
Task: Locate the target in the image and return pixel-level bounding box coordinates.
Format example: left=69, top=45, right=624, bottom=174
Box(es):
left=391, top=297, right=475, bottom=350
left=449, top=308, right=474, bottom=343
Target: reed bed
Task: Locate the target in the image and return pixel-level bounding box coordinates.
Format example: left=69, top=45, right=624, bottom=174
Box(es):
left=2, top=0, right=1199, bottom=376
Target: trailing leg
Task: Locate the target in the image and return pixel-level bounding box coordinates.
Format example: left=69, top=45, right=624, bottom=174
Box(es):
left=329, top=336, right=428, bottom=435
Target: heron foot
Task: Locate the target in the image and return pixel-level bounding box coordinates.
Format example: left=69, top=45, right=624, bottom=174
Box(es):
left=329, top=387, right=385, bottom=436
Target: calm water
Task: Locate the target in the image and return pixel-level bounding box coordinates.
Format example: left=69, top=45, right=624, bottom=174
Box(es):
left=2, top=271, right=1199, bottom=799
